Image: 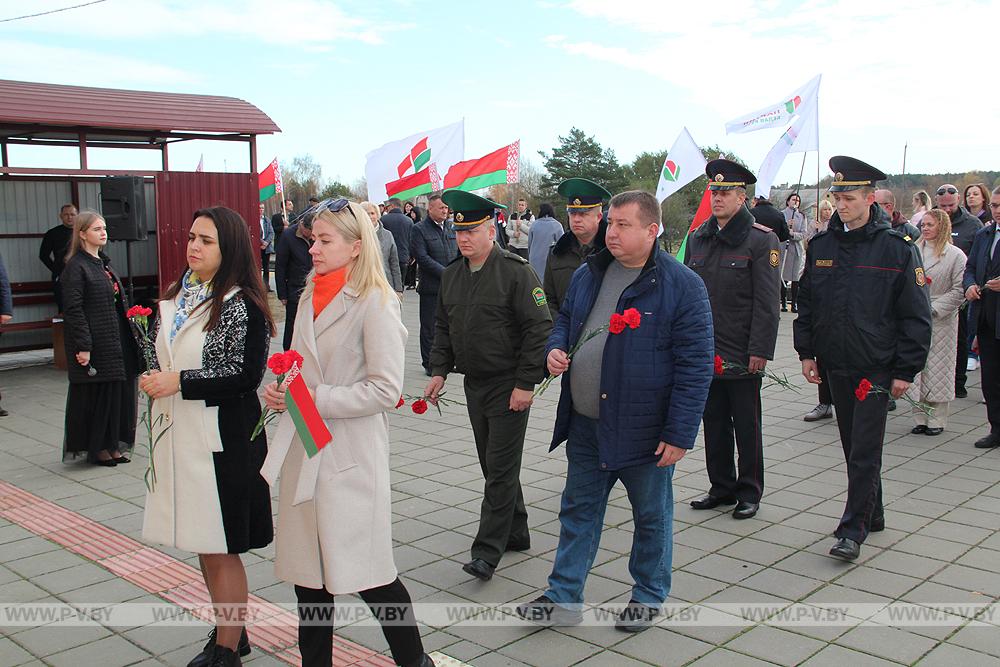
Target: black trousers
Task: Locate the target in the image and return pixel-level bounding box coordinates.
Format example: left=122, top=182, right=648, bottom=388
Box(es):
left=464, top=376, right=530, bottom=566
left=780, top=282, right=799, bottom=309
left=702, top=377, right=764, bottom=503
left=261, top=251, right=271, bottom=290
left=956, top=305, right=969, bottom=392
left=817, top=358, right=833, bottom=405
left=417, top=291, right=437, bottom=370
left=827, top=369, right=889, bottom=544
left=283, top=289, right=303, bottom=351
left=978, top=316, right=1000, bottom=434
left=295, top=580, right=423, bottom=667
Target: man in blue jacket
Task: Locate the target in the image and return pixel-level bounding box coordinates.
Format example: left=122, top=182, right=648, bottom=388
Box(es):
left=411, top=194, right=458, bottom=375
left=516, top=190, right=714, bottom=632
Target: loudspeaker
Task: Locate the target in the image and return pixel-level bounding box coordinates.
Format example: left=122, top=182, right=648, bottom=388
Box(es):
left=100, top=176, right=148, bottom=241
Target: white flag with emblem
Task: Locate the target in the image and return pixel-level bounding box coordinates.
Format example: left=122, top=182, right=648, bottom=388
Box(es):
left=754, top=91, right=820, bottom=199
left=655, top=127, right=707, bottom=203
left=724, top=74, right=821, bottom=135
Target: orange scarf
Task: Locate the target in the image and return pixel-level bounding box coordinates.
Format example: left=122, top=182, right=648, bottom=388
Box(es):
left=312, top=266, right=348, bottom=319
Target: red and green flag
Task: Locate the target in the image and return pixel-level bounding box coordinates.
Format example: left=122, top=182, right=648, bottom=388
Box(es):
left=258, top=158, right=282, bottom=202
left=385, top=164, right=439, bottom=200
left=443, top=140, right=520, bottom=192
left=396, top=137, right=431, bottom=178
left=676, top=185, right=713, bottom=263
left=285, top=369, right=332, bottom=458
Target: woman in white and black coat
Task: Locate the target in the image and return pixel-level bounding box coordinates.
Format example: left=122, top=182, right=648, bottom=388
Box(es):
left=61, top=210, right=139, bottom=465
left=139, top=206, right=276, bottom=667
left=260, top=199, right=433, bottom=667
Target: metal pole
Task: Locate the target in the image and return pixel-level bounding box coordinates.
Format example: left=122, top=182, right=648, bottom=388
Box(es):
left=816, top=152, right=821, bottom=221
left=794, top=152, right=808, bottom=196
left=901, top=142, right=908, bottom=192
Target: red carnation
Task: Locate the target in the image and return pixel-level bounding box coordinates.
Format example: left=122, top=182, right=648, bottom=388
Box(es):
left=855, top=378, right=872, bottom=401
left=411, top=399, right=428, bottom=415
left=267, top=352, right=291, bottom=375
left=127, top=305, right=152, bottom=319
left=622, top=308, right=642, bottom=329
left=924, top=275, right=932, bottom=285
left=714, top=355, right=724, bottom=375
left=608, top=313, right=627, bottom=334
left=284, top=350, right=304, bottom=371
left=396, top=396, right=405, bottom=409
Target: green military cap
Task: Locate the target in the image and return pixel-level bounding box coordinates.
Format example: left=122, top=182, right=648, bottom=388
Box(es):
left=557, top=178, right=610, bottom=210
left=441, top=189, right=506, bottom=230
left=705, top=159, right=756, bottom=191
left=828, top=155, right=887, bottom=192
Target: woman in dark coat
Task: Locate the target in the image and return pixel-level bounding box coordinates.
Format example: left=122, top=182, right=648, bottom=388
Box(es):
left=138, top=206, right=275, bottom=667
left=61, top=210, right=139, bottom=465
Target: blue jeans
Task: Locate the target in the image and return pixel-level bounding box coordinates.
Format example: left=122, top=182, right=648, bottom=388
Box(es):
left=545, top=412, right=675, bottom=607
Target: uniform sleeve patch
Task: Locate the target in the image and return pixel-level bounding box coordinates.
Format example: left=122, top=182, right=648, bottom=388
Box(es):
left=816, top=259, right=834, bottom=267
left=532, top=287, right=547, bottom=307
left=769, top=249, right=780, bottom=268
left=915, top=267, right=925, bottom=286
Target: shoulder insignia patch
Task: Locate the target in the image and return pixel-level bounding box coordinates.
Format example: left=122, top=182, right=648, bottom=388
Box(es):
left=816, top=259, right=834, bottom=267
left=915, top=267, right=926, bottom=287
left=531, top=287, right=547, bottom=307
left=752, top=222, right=773, bottom=233
left=769, top=249, right=780, bottom=268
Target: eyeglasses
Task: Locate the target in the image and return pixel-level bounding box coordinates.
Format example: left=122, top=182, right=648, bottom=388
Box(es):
left=306, top=197, right=360, bottom=224
left=936, top=187, right=958, bottom=196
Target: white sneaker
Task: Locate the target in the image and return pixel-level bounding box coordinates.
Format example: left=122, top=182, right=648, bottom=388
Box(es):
left=968, top=358, right=979, bottom=371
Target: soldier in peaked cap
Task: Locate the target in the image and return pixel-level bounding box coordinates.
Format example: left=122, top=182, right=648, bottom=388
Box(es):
left=542, top=178, right=611, bottom=317
left=686, top=159, right=781, bottom=521
left=424, top=189, right=553, bottom=582
left=794, top=156, right=931, bottom=562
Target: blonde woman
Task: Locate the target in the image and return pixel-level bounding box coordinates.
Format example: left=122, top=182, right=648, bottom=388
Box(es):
left=259, top=199, right=433, bottom=667
left=361, top=200, right=403, bottom=295
left=814, top=199, right=834, bottom=236
left=907, top=209, right=966, bottom=435
left=61, top=210, right=139, bottom=466
left=911, top=190, right=932, bottom=227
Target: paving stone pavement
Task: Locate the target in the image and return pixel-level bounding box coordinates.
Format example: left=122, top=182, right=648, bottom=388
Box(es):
left=1, top=292, right=999, bottom=666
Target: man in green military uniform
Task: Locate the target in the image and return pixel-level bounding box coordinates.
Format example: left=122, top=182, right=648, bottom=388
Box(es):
left=424, top=189, right=553, bottom=581
left=543, top=178, right=610, bottom=317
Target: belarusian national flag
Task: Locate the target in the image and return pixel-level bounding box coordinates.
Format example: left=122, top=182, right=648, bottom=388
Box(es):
left=676, top=185, right=713, bottom=264
left=443, top=140, right=520, bottom=192
left=284, top=369, right=332, bottom=458
left=365, top=121, right=464, bottom=202
left=386, top=168, right=434, bottom=201
left=258, top=158, right=282, bottom=202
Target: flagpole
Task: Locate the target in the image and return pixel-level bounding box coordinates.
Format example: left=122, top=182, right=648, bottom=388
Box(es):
left=901, top=142, right=908, bottom=192
left=816, top=152, right=821, bottom=222
left=794, top=152, right=808, bottom=197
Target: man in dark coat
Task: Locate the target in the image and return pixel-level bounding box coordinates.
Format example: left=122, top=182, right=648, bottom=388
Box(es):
left=39, top=203, right=77, bottom=312
left=686, top=160, right=780, bottom=520
left=542, top=178, right=610, bottom=318
left=411, top=193, right=458, bottom=375
left=962, top=185, right=1000, bottom=449
left=271, top=199, right=293, bottom=248
left=794, top=156, right=931, bottom=562
left=936, top=183, right=984, bottom=398
left=749, top=196, right=791, bottom=242
left=874, top=190, right=919, bottom=240
left=424, top=190, right=551, bottom=584
left=380, top=197, right=412, bottom=281
left=275, top=217, right=314, bottom=350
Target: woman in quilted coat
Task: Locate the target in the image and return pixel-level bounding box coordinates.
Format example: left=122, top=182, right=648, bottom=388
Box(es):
left=907, top=209, right=967, bottom=435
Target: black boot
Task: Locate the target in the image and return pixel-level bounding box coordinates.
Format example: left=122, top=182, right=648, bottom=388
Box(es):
left=187, top=628, right=250, bottom=667
left=209, top=645, right=242, bottom=667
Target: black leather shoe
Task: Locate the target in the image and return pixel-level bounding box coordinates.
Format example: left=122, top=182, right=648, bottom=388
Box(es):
left=113, top=455, right=131, bottom=464
left=208, top=645, right=241, bottom=667
left=974, top=434, right=1000, bottom=449
left=910, top=425, right=928, bottom=434
left=829, top=538, right=860, bottom=561
left=411, top=654, right=435, bottom=667
left=462, top=559, right=495, bottom=581
left=956, top=387, right=969, bottom=399
left=187, top=628, right=250, bottom=667
left=924, top=427, right=944, bottom=436
left=732, top=501, right=759, bottom=520
left=0, top=407, right=8, bottom=417
left=515, top=594, right=583, bottom=626
left=506, top=538, right=531, bottom=552
left=690, top=494, right=737, bottom=510
left=869, top=516, right=885, bottom=533
left=615, top=600, right=659, bottom=632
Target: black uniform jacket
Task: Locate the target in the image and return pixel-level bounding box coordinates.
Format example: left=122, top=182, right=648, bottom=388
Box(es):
left=542, top=219, right=607, bottom=319
left=793, top=205, right=931, bottom=382
left=686, top=206, right=781, bottom=375
left=431, top=243, right=553, bottom=390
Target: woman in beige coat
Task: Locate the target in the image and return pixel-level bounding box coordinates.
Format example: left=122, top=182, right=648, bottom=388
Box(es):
left=259, top=199, right=432, bottom=667
left=908, top=209, right=967, bottom=435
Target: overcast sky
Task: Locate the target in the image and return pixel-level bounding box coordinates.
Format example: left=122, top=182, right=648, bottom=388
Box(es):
left=3, top=0, right=997, bottom=189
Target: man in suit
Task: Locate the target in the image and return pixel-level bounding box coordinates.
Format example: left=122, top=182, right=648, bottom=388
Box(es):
left=964, top=185, right=1000, bottom=449
left=411, top=194, right=457, bottom=375
left=39, top=203, right=77, bottom=312
left=259, top=203, right=275, bottom=291
left=380, top=198, right=412, bottom=281
left=271, top=199, right=293, bottom=248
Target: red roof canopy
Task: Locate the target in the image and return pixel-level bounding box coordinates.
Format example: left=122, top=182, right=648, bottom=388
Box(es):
left=0, top=79, right=280, bottom=140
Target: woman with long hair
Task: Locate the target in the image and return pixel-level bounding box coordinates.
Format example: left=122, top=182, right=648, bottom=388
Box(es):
left=780, top=192, right=808, bottom=312
left=907, top=209, right=967, bottom=435
left=361, top=200, right=403, bottom=295
left=139, top=207, right=276, bottom=667
left=814, top=199, right=834, bottom=236
left=964, top=183, right=991, bottom=224
left=61, top=210, right=139, bottom=465
left=259, top=199, right=433, bottom=667
left=911, top=190, right=932, bottom=227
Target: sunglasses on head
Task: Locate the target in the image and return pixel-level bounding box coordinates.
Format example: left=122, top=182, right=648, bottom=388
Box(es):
left=936, top=187, right=958, bottom=196
left=308, top=197, right=359, bottom=223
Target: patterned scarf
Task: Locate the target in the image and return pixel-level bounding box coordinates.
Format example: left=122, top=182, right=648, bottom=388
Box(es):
left=170, top=269, right=213, bottom=342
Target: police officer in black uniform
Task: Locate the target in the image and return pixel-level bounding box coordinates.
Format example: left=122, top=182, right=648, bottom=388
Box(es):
left=686, top=160, right=781, bottom=520
left=794, top=156, right=931, bottom=561
left=424, top=189, right=553, bottom=581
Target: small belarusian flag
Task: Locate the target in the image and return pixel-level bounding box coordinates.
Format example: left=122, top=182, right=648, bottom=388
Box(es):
left=258, top=158, right=282, bottom=202
left=385, top=168, right=434, bottom=201
left=443, top=140, right=520, bottom=192
left=283, top=364, right=332, bottom=458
